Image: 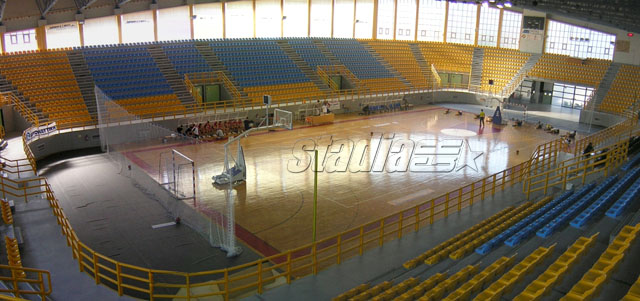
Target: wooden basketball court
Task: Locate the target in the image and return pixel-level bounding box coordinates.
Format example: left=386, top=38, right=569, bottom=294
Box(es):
left=125, top=106, right=560, bottom=256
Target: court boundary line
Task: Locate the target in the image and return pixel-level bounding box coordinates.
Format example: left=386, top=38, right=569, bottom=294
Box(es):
left=122, top=106, right=479, bottom=257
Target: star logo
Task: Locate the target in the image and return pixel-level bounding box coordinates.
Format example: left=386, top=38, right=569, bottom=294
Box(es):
left=455, top=139, right=483, bottom=172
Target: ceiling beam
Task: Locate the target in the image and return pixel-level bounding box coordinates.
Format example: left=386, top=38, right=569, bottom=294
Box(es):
left=35, top=0, right=60, bottom=17
left=0, top=0, right=6, bottom=24
left=73, top=0, right=99, bottom=11
left=118, top=0, right=133, bottom=7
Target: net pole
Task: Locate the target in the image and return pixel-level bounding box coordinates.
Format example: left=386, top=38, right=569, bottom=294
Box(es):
left=192, top=160, right=196, bottom=207
left=172, top=151, right=177, bottom=195
left=313, top=150, right=318, bottom=242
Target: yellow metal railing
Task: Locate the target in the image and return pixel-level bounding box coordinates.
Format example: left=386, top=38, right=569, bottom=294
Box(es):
left=185, top=72, right=242, bottom=102
left=317, top=65, right=363, bottom=92
left=430, top=64, right=442, bottom=87
left=573, top=114, right=636, bottom=156
left=524, top=112, right=637, bottom=181
left=501, top=71, right=528, bottom=98
left=0, top=155, right=34, bottom=179
left=21, top=133, right=37, bottom=173
left=15, top=101, right=637, bottom=300
left=0, top=92, right=39, bottom=127
left=0, top=264, right=51, bottom=301
left=15, top=130, right=536, bottom=300
left=523, top=139, right=629, bottom=198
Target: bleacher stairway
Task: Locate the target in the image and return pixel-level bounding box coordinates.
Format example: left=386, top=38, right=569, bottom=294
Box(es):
left=0, top=69, right=46, bottom=121
left=502, top=53, right=542, bottom=97
left=409, top=43, right=433, bottom=82
left=0, top=74, right=30, bottom=110
left=470, top=48, right=484, bottom=88
left=146, top=45, right=193, bottom=105
left=591, top=62, right=622, bottom=109
left=276, top=41, right=331, bottom=92
left=361, top=43, right=412, bottom=87
left=193, top=42, right=249, bottom=99
left=67, top=50, right=98, bottom=118
left=313, top=40, right=343, bottom=66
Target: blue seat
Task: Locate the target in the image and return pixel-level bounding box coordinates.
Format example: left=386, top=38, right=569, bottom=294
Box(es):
left=475, top=190, right=574, bottom=255
left=571, top=167, right=640, bottom=228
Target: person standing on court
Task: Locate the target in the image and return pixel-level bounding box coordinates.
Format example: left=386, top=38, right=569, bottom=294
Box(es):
left=479, top=109, right=485, bottom=128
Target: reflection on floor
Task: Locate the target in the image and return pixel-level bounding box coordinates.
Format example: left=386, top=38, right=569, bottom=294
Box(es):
left=125, top=105, right=566, bottom=255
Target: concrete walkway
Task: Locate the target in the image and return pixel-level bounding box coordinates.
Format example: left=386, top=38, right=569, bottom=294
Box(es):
left=2, top=134, right=261, bottom=300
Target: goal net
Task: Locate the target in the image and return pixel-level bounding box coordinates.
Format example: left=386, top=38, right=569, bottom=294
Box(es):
left=96, top=86, right=196, bottom=171
left=159, top=149, right=196, bottom=202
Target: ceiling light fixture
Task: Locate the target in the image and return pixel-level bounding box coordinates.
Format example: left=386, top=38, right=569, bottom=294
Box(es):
left=504, top=1, right=512, bottom=7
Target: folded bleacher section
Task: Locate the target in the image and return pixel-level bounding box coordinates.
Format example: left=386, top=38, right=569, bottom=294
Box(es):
left=598, top=64, right=640, bottom=114
left=418, top=42, right=474, bottom=75
left=481, top=48, right=530, bottom=94
left=210, top=39, right=323, bottom=103
left=570, top=168, right=640, bottom=228
left=162, top=43, right=213, bottom=77
left=321, top=39, right=407, bottom=92
left=83, top=47, right=181, bottom=116
left=528, top=53, right=610, bottom=88
left=84, top=47, right=173, bottom=100
left=0, top=52, right=91, bottom=128
left=288, top=39, right=333, bottom=71
left=336, top=152, right=640, bottom=301
left=367, top=40, right=431, bottom=89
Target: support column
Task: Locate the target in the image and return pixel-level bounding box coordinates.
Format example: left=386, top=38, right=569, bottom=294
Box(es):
left=115, top=11, right=123, bottom=44
left=0, top=34, right=5, bottom=54
left=392, top=0, right=398, bottom=40
left=542, top=17, right=549, bottom=52
left=496, top=8, right=504, bottom=47
left=280, top=0, right=284, bottom=37
left=414, top=0, right=420, bottom=41
left=78, top=23, right=85, bottom=47
left=252, top=0, right=257, bottom=38
left=474, top=4, right=480, bottom=46
left=152, top=6, right=158, bottom=42
left=330, top=0, right=336, bottom=38
left=372, top=0, right=378, bottom=39
left=35, top=26, right=47, bottom=51
left=308, top=0, right=312, bottom=37
left=443, top=1, right=449, bottom=42
left=352, top=0, right=357, bottom=39
left=330, top=0, right=335, bottom=38
left=189, top=4, right=195, bottom=39
left=76, top=13, right=85, bottom=47
left=222, top=2, right=227, bottom=39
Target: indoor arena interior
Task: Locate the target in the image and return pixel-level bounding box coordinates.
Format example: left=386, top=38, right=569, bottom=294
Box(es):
left=0, top=0, right=640, bottom=300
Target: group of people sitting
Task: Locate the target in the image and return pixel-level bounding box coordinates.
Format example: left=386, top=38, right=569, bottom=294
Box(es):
left=536, top=121, right=561, bottom=134
left=535, top=121, right=577, bottom=144
left=177, top=119, right=249, bottom=140
left=444, top=108, right=464, bottom=116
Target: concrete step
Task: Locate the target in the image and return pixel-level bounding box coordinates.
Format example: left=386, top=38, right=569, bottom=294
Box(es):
left=502, top=53, right=541, bottom=98
left=470, top=48, right=484, bottom=87
left=361, top=42, right=411, bottom=87
left=67, top=50, right=98, bottom=118
left=589, top=63, right=622, bottom=110
left=312, top=40, right=342, bottom=65
left=194, top=43, right=248, bottom=98
left=276, top=40, right=330, bottom=91
left=146, top=45, right=193, bottom=104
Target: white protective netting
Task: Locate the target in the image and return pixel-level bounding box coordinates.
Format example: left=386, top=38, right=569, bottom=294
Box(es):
left=96, top=87, right=236, bottom=252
